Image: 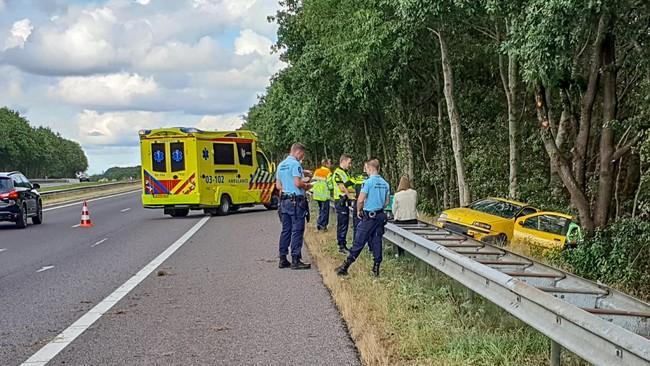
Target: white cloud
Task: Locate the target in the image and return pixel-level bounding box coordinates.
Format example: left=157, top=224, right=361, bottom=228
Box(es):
left=235, top=29, right=272, bottom=56
left=53, top=73, right=158, bottom=106
left=4, top=19, right=33, bottom=50
left=77, top=110, right=165, bottom=146
left=137, top=36, right=229, bottom=72
left=0, top=1, right=283, bottom=172
left=197, top=114, right=244, bottom=131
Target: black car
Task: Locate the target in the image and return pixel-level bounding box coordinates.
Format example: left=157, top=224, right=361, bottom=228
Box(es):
left=0, top=172, right=43, bottom=228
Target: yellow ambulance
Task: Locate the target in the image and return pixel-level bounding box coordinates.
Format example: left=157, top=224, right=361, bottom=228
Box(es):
left=139, top=127, right=278, bottom=217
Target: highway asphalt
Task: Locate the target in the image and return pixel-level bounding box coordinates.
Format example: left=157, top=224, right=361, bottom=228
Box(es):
left=0, top=191, right=359, bottom=365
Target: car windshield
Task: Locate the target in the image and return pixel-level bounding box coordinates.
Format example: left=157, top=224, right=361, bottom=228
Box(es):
left=469, top=199, right=523, bottom=219
left=0, top=178, right=13, bottom=193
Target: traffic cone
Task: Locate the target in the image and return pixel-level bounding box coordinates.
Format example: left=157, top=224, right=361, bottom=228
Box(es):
left=79, top=201, right=94, bottom=228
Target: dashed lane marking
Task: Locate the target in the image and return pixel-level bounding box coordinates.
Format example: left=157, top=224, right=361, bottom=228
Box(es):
left=43, top=190, right=140, bottom=212
left=120, top=208, right=131, bottom=213
left=21, top=215, right=211, bottom=366
left=36, top=266, right=54, bottom=273
left=91, top=238, right=108, bottom=248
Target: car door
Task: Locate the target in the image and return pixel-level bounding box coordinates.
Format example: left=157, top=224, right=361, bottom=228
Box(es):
left=20, top=175, right=38, bottom=214
left=514, top=213, right=570, bottom=249
left=17, top=175, right=36, bottom=214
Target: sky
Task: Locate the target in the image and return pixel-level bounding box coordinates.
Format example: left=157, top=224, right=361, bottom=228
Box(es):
left=0, top=0, right=284, bottom=174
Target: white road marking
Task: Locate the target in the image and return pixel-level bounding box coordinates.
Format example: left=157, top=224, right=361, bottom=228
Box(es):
left=36, top=266, right=54, bottom=273
left=120, top=208, right=131, bottom=212
left=43, top=190, right=140, bottom=212
left=21, top=216, right=211, bottom=366
left=91, top=238, right=108, bottom=248
left=71, top=224, right=80, bottom=228
left=0, top=248, right=6, bottom=253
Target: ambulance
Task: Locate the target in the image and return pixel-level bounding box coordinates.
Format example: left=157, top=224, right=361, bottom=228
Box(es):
left=139, top=127, right=278, bottom=217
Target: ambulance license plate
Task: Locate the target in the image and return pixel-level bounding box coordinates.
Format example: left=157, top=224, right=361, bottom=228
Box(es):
left=153, top=194, right=169, bottom=198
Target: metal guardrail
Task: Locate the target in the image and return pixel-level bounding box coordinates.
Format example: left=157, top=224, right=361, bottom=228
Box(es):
left=382, top=221, right=650, bottom=366
left=40, top=181, right=139, bottom=196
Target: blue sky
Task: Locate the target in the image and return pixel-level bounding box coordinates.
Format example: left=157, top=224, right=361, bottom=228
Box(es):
left=0, top=0, right=283, bottom=174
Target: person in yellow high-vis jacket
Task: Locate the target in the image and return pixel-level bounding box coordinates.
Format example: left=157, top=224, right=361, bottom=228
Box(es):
left=311, top=159, right=333, bottom=231
left=333, top=154, right=355, bottom=253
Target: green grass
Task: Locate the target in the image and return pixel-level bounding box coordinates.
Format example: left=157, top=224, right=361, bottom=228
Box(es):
left=306, top=218, right=587, bottom=365
left=39, top=181, right=117, bottom=192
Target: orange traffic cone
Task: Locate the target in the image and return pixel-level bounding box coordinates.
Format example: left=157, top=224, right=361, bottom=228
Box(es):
left=79, top=201, right=94, bottom=228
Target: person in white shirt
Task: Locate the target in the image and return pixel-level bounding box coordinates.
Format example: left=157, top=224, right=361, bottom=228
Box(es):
left=392, top=176, right=418, bottom=256
left=392, top=176, right=418, bottom=224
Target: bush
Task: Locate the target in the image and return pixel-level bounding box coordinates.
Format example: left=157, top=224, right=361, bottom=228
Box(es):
left=558, top=218, right=650, bottom=299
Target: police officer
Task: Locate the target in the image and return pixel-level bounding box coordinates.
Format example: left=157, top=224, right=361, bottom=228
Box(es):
left=333, top=154, right=354, bottom=253
left=336, top=158, right=390, bottom=277
left=276, top=143, right=312, bottom=270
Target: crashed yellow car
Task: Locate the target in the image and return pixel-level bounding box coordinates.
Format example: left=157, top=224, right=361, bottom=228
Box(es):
left=435, top=197, right=538, bottom=245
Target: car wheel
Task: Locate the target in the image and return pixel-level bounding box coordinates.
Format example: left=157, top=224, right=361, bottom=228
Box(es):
left=217, top=195, right=231, bottom=216
left=170, top=208, right=189, bottom=217
left=32, top=201, right=43, bottom=224
left=16, top=204, right=28, bottom=229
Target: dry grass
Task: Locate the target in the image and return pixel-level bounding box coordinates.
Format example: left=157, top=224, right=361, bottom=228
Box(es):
left=304, top=216, right=587, bottom=366
left=305, top=228, right=393, bottom=365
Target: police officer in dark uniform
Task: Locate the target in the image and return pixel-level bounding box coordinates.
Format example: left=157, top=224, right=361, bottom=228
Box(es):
left=276, top=143, right=312, bottom=270
left=336, top=158, right=390, bottom=277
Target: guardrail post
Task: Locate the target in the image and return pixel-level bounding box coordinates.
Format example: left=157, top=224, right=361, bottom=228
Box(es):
left=550, top=340, right=561, bottom=366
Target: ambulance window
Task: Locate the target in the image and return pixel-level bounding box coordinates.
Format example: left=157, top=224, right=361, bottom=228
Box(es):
left=213, top=143, right=235, bottom=165
left=152, top=143, right=166, bottom=172
left=237, top=142, right=253, bottom=166
left=170, top=142, right=185, bottom=172
left=256, top=152, right=269, bottom=171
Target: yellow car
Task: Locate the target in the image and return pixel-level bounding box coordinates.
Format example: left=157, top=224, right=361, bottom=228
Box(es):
left=435, top=197, right=539, bottom=245
left=512, top=211, right=583, bottom=250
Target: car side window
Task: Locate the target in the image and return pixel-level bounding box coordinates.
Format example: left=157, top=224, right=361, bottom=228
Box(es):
left=538, top=215, right=570, bottom=236
left=522, top=216, right=539, bottom=230
left=19, top=174, right=32, bottom=188
left=11, top=175, right=26, bottom=189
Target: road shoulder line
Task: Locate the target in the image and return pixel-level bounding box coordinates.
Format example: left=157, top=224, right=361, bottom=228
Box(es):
left=20, top=215, right=211, bottom=366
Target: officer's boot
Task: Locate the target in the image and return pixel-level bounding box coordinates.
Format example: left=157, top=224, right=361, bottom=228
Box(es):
left=338, top=245, right=349, bottom=254
left=372, top=262, right=380, bottom=277
left=279, top=255, right=291, bottom=269
left=336, top=259, right=353, bottom=276
left=291, top=256, right=311, bottom=270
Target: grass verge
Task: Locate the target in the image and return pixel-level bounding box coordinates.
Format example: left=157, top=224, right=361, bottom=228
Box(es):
left=39, top=181, right=118, bottom=192
left=42, top=182, right=140, bottom=206
left=304, top=221, right=586, bottom=365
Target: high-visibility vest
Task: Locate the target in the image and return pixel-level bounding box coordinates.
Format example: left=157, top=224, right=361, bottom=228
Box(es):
left=333, top=167, right=350, bottom=199
left=311, top=166, right=331, bottom=201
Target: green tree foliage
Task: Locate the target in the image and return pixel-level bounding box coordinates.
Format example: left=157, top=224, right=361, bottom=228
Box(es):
left=247, top=0, right=649, bottom=230
left=92, top=166, right=141, bottom=181
left=0, top=107, right=88, bottom=178
left=557, top=218, right=650, bottom=299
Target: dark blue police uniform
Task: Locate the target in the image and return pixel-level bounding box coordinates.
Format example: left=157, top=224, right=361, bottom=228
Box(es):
left=276, top=156, right=309, bottom=267
left=337, top=173, right=390, bottom=277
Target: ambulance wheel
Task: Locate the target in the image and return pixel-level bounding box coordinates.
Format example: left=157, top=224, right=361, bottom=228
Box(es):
left=217, top=195, right=231, bottom=216
left=229, top=205, right=240, bottom=213
left=170, top=208, right=189, bottom=217
left=264, top=195, right=279, bottom=210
